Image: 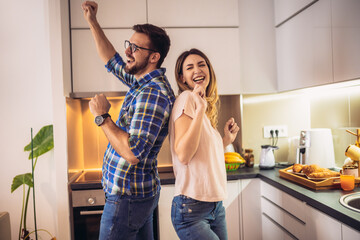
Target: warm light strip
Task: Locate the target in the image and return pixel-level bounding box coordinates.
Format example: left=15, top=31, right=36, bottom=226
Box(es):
left=84, top=168, right=102, bottom=171
left=243, top=79, right=360, bottom=104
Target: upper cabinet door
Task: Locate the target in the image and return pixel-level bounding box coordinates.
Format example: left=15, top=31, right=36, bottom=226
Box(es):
left=274, top=0, right=317, bottom=26
left=238, top=0, right=277, bottom=94
left=276, top=0, right=332, bottom=92
left=70, top=0, right=147, bottom=28
left=147, top=0, right=239, bottom=27
left=71, top=29, right=133, bottom=93
left=162, top=28, right=241, bottom=94
left=332, top=0, right=360, bottom=82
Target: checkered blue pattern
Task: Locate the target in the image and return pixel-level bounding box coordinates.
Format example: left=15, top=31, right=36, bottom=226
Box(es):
left=102, top=53, right=175, bottom=197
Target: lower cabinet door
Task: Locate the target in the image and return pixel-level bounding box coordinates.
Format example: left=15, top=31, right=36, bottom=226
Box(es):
left=305, top=205, right=342, bottom=240
left=342, top=224, right=360, bottom=240
left=223, top=180, right=241, bottom=240
left=158, top=185, right=179, bottom=240
left=261, top=197, right=305, bottom=239
left=261, top=214, right=297, bottom=240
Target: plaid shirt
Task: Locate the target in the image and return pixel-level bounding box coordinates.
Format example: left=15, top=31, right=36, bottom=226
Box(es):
left=102, top=53, right=175, bottom=198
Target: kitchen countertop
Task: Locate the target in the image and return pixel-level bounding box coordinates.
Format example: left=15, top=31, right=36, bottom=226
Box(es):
left=159, top=166, right=360, bottom=231
left=70, top=166, right=360, bottom=231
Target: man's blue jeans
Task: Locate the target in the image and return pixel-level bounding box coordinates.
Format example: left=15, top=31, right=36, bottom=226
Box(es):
left=171, top=195, right=228, bottom=240
left=99, top=192, right=160, bottom=240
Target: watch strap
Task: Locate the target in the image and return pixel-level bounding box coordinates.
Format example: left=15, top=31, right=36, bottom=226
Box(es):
left=95, top=113, right=110, bottom=126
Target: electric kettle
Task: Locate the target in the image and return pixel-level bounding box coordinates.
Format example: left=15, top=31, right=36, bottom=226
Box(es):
left=259, top=145, right=278, bottom=169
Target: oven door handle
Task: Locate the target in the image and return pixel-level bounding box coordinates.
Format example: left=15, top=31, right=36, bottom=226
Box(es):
left=80, top=210, right=103, bottom=215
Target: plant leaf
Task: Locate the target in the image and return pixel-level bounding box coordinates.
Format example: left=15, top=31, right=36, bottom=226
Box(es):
left=11, top=173, right=33, bottom=193
left=24, top=125, right=54, bottom=159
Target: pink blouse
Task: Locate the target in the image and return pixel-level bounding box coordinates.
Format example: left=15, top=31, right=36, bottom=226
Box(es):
left=169, top=91, right=227, bottom=202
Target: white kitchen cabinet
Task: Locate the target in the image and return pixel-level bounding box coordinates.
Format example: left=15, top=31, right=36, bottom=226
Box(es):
left=342, top=224, right=360, bottom=240
left=71, top=29, right=132, bottom=93
left=305, top=205, right=342, bottom=240
left=241, top=178, right=262, bottom=240
left=238, top=0, right=278, bottom=94
left=260, top=181, right=307, bottom=239
left=69, top=0, right=147, bottom=29
left=274, top=0, right=317, bottom=26
left=147, top=0, right=239, bottom=27
left=261, top=214, right=297, bottom=240
left=261, top=197, right=305, bottom=239
left=261, top=181, right=307, bottom=222
left=223, top=180, right=241, bottom=240
left=276, top=0, right=333, bottom=92
left=162, top=28, right=241, bottom=94
left=158, top=185, right=178, bottom=240
left=331, top=0, right=360, bottom=83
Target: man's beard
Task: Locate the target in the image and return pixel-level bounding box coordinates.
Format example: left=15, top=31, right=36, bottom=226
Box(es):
left=125, top=54, right=150, bottom=75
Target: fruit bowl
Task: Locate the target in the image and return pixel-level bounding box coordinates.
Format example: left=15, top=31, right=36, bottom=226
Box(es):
left=226, top=163, right=241, bottom=171
left=225, top=152, right=245, bottom=171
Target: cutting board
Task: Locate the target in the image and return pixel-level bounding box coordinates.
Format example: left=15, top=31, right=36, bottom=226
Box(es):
left=279, top=166, right=360, bottom=190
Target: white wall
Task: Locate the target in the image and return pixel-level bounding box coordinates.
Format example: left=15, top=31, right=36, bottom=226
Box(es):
left=0, top=0, right=70, bottom=239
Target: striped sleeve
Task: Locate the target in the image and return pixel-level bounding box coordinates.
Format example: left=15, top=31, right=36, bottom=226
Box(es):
left=105, top=52, right=135, bottom=87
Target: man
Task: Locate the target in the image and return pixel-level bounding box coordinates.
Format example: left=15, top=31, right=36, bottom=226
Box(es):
left=82, top=1, right=175, bottom=239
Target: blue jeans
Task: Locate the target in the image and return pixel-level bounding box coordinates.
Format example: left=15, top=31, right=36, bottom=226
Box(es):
left=99, top=192, right=160, bottom=240
left=171, top=195, right=228, bottom=240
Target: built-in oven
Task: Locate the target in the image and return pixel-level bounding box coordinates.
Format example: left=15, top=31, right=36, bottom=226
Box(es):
left=70, top=171, right=104, bottom=240
left=72, top=189, right=104, bottom=239
left=70, top=170, right=159, bottom=240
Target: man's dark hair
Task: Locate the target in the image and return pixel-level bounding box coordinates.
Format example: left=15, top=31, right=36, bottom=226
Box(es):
left=133, top=24, right=171, bottom=68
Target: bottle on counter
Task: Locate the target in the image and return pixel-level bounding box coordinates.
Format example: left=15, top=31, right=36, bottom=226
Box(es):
left=244, top=149, right=254, bottom=168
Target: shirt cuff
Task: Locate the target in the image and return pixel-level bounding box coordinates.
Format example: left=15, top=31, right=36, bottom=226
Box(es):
left=128, top=136, right=147, bottom=161
left=105, top=52, right=123, bottom=72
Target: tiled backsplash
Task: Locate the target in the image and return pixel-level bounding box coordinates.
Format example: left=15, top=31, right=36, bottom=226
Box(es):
left=242, top=84, right=360, bottom=167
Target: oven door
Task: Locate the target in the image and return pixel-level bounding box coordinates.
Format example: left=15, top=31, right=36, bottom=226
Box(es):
left=73, top=205, right=103, bottom=240
left=72, top=205, right=159, bottom=240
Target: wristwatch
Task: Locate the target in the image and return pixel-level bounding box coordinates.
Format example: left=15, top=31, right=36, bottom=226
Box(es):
left=94, top=113, right=110, bottom=126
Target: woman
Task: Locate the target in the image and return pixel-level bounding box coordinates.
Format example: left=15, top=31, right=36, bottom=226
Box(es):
left=169, top=48, right=239, bottom=240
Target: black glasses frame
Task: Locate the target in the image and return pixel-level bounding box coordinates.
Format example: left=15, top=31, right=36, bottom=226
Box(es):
left=124, top=40, right=157, bottom=53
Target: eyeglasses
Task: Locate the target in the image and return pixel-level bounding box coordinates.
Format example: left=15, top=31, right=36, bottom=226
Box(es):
left=124, top=40, right=157, bottom=53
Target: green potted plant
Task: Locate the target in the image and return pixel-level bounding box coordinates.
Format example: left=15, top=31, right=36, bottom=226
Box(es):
left=11, top=125, right=56, bottom=240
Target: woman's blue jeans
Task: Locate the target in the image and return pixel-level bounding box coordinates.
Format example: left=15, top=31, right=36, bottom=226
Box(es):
left=99, top=192, right=160, bottom=240
left=171, top=195, right=228, bottom=240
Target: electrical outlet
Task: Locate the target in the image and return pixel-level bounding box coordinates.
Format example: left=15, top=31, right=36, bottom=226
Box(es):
left=263, top=125, right=288, bottom=138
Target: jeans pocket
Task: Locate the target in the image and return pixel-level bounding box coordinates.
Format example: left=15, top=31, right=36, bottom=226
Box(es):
left=182, top=200, right=213, bottom=222
left=128, top=194, right=158, bottom=229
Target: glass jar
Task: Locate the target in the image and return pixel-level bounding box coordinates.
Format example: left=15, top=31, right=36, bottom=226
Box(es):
left=244, top=149, right=254, bottom=168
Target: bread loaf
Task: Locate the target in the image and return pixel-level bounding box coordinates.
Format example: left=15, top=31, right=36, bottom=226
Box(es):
left=293, top=164, right=340, bottom=178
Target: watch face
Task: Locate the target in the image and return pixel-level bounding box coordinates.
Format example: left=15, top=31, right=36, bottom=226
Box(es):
left=95, top=116, right=103, bottom=126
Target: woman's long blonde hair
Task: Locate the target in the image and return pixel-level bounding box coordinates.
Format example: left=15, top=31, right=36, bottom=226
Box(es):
left=175, top=48, right=219, bottom=128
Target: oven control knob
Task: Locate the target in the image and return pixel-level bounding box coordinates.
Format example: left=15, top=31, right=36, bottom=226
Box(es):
left=88, top=197, right=95, bottom=205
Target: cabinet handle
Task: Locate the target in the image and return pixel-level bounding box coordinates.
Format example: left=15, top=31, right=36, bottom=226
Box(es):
left=80, top=210, right=103, bottom=215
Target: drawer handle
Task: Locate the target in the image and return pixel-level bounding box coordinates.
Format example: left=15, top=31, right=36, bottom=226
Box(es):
left=80, top=210, right=103, bottom=215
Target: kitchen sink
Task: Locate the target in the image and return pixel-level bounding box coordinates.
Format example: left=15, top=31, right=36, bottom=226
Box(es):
left=339, top=192, right=360, bottom=213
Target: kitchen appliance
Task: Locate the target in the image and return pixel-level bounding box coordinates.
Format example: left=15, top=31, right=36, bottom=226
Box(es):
left=297, top=128, right=335, bottom=168
left=70, top=170, right=159, bottom=240
left=70, top=171, right=105, bottom=240
left=259, top=145, right=278, bottom=169
left=287, top=136, right=300, bottom=164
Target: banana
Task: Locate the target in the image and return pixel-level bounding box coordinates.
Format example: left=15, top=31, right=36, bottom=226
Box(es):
left=224, top=152, right=241, bottom=158
left=225, top=155, right=245, bottom=164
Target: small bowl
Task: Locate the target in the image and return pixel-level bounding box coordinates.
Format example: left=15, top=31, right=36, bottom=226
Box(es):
left=226, top=163, right=241, bottom=171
